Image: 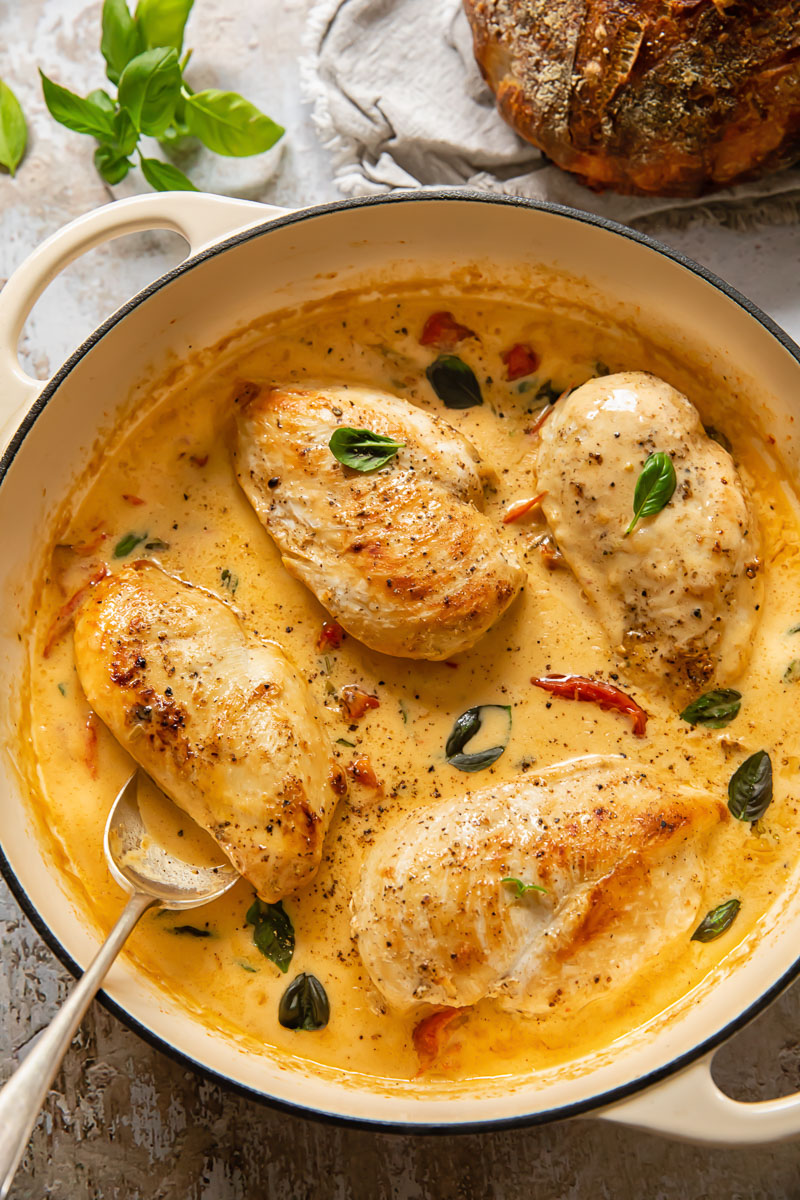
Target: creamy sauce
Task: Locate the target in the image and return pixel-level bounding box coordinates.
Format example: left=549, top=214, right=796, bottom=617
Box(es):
left=21, top=288, right=800, bottom=1090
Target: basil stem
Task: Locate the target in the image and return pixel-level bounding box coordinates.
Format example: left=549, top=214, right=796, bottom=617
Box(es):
left=501, top=876, right=547, bottom=898
left=691, top=899, right=740, bottom=943
left=425, top=355, right=483, bottom=409
left=445, top=704, right=511, bottom=773
left=278, top=972, right=330, bottom=1031
left=727, top=750, right=773, bottom=822
left=246, top=897, right=294, bottom=973
left=329, top=426, right=405, bottom=472
left=624, top=451, right=677, bottom=536
left=680, top=688, right=741, bottom=729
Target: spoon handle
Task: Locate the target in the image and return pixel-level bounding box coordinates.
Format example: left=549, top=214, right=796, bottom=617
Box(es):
left=0, top=890, right=156, bottom=1199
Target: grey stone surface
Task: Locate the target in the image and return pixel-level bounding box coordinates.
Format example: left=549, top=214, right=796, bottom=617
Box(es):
left=1, top=1, right=800, bottom=1196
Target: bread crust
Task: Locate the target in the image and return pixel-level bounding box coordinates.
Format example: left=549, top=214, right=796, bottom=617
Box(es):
left=464, top=0, right=800, bottom=196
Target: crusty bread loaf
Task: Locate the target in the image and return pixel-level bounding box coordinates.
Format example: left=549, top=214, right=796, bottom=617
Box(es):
left=464, top=0, right=800, bottom=196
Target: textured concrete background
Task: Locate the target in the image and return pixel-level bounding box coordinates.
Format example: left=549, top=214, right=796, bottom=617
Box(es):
left=2, top=2, right=800, bottom=1196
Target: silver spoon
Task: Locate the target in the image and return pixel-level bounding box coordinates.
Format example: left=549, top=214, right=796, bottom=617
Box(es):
left=0, top=770, right=239, bottom=1197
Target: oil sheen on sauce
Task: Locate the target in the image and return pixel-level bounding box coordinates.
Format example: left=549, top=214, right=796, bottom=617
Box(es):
left=21, top=289, right=800, bottom=1093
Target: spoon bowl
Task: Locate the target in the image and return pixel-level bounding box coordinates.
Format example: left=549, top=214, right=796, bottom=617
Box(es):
left=104, top=770, right=240, bottom=908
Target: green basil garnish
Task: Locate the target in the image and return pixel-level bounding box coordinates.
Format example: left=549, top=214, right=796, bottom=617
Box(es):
left=278, top=972, right=330, bottom=1031
left=425, top=355, right=483, bottom=409
left=328, top=426, right=405, bottom=472
left=625, top=451, right=677, bottom=536
left=691, top=899, right=740, bottom=943
left=114, top=530, right=147, bottom=557
left=445, top=704, right=511, bottom=773
left=787, top=622, right=800, bottom=635
left=246, top=897, right=294, bottom=973
left=727, top=750, right=773, bottom=822
left=783, top=660, right=800, bottom=684
left=501, top=877, right=547, bottom=898
left=680, top=688, right=741, bottom=729
left=167, top=924, right=212, bottom=938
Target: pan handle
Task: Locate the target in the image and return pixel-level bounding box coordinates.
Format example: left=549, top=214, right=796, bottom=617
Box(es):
left=0, top=192, right=290, bottom=448
left=597, top=1052, right=800, bottom=1145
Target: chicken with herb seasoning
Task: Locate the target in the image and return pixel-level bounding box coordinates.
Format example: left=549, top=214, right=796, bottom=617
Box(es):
left=352, top=756, right=726, bottom=1015
left=233, top=382, right=524, bottom=660
left=73, top=561, right=345, bottom=901
left=533, top=371, right=762, bottom=694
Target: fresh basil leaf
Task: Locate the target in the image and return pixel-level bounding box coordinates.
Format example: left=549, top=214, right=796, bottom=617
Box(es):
left=680, top=688, right=742, bottom=730
left=783, top=660, right=800, bottom=684
left=625, top=451, right=677, bottom=536
left=112, top=108, right=139, bottom=155
left=101, top=0, right=141, bottom=84
left=139, top=154, right=197, bottom=191
left=168, top=924, right=212, bottom=937
left=118, top=47, right=181, bottom=135
left=445, top=704, right=511, bottom=773
left=136, top=0, right=194, bottom=52
left=501, top=876, right=547, bottom=898
left=40, top=71, right=118, bottom=140
left=329, top=426, right=404, bottom=472
left=425, top=354, right=483, bottom=409
left=94, top=143, right=132, bottom=184
left=0, top=79, right=27, bottom=176
left=727, top=750, right=773, bottom=822
left=691, top=899, right=740, bottom=943
left=86, top=88, right=116, bottom=114
left=278, top=972, right=330, bottom=1031
left=246, top=897, right=294, bottom=973
left=184, top=88, right=284, bottom=156
left=535, top=380, right=561, bottom=405
left=114, top=530, right=147, bottom=557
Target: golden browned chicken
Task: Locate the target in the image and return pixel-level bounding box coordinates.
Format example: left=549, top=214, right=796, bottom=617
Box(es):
left=533, top=372, right=761, bottom=694
left=351, top=757, right=725, bottom=1014
left=73, top=561, right=345, bottom=901
left=233, top=383, right=524, bottom=660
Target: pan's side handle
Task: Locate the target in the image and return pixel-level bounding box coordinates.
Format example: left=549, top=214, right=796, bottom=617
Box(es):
left=597, top=1052, right=800, bottom=1146
left=0, top=193, right=290, bottom=448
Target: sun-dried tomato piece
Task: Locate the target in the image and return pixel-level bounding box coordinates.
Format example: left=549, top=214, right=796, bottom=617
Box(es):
left=339, top=686, right=380, bottom=720
left=419, top=311, right=476, bottom=350
left=347, top=756, right=382, bottom=790
left=503, top=492, right=547, bottom=524
left=43, top=565, right=109, bottom=658
left=190, top=454, right=209, bottom=468
left=502, top=342, right=540, bottom=381
left=122, top=494, right=146, bottom=506
left=531, top=674, right=649, bottom=736
left=318, top=620, right=344, bottom=651
left=412, top=1007, right=461, bottom=1072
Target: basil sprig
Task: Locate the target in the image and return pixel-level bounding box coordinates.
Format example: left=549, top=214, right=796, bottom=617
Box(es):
left=691, top=899, right=740, bottom=943
left=680, top=688, right=741, bottom=730
left=40, top=0, right=284, bottom=191
left=445, top=704, right=511, bottom=773
left=114, top=530, right=148, bottom=557
left=625, top=451, right=677, bottom=536
left=278, top=972, right=330, bottom=1031
left=501, top=877, right=547, bottom=898
left=329, top=426, right=405, bottom=472
left=246, top=897, right=294, bottom=974
left=426, top=355, right=483, bottom=409
left=0, top=79, right=27, bottom=176
left=727, top=750, right=773, bottom=822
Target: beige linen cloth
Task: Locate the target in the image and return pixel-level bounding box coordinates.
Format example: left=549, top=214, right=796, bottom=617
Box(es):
left=301, top=0, right=800, bottom=228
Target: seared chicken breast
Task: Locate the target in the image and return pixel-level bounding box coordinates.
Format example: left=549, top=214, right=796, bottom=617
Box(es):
left=233, top=383, right=524, bottom=660
left=352, top=757, right=725, bottom=1014
left=533, top=372, right=761, bottom=693
left=73, top=561, right=345, bottom=901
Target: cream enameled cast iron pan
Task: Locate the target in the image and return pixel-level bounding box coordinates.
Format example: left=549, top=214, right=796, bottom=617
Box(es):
left=1, top=191, right=800, bottom=1144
